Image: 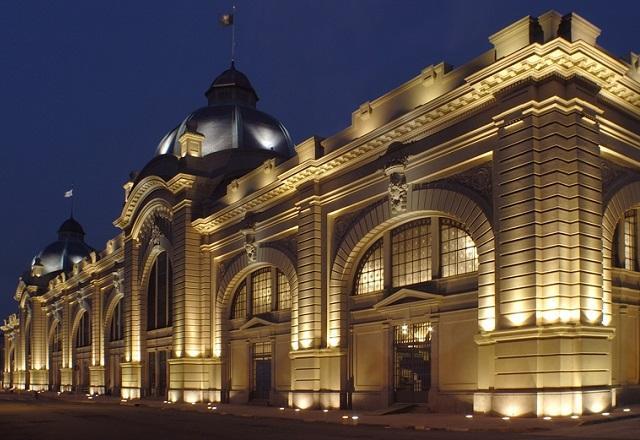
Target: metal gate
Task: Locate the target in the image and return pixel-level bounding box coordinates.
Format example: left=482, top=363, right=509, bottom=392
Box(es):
left=252, top=341, right=272, bottom=401
left=393, top=322, right=432, bottom=403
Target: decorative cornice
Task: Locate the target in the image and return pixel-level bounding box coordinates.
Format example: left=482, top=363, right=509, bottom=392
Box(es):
left=114, top=173, right=196, bottom=230
left=192, top=39, right=640, bottom=235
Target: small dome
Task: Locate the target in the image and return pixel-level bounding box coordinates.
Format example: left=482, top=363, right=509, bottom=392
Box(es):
left=58, top=217, right=85, bottom=238
left=155, top=63, right=294, bottom=159
left=28, top=217, right=94, bottom=280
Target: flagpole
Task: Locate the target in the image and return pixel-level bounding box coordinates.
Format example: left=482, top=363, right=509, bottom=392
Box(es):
left=231, top=4, right=236, bottom=64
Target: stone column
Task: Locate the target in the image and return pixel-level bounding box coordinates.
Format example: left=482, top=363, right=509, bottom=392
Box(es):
left=89, top=282, right=105, bottom=395
left=289, top=181, right=344, bottom=409
left=121, top=237, right=142, bottom=399
left=28, top=299, right=48, bottom=391
left=60, top=299, right=73, bottom=392
left=475, top=81, right=614, bottom=416
left=168, top=199, right=216, bottom=403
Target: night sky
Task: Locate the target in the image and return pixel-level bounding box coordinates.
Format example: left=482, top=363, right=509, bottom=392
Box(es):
left=1, top=0, right=638, bottom=319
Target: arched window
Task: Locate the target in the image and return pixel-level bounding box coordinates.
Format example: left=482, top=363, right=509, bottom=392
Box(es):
left=355, top=238, right=384, bottom=295
left=353, top=217, right=479, bottom=295
left=277, top=271, right=291, bottom=310
left=109, top=300, right=124, bottom=341
left=392, top=218, right=432, bottom=287
left=147, top=251, right=173, bottom=330
left=52, top=323, right=61, bottom=353
left=230, top=268, right=292, bottom=319
left=75, top=313, right=91, bottom=348
left=252, top=268, right=272, bottom=314
left=440, top=219, right=478, bottom=277
left=624, top=209, right=637, bottom=271
left=231, top=281, right=247, bottom=319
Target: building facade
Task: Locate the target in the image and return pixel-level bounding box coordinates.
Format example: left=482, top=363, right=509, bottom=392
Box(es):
left=2, top=11, right=640, bottom=416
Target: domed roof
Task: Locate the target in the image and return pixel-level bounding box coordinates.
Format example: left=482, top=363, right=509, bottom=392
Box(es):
left=58, top=217, right=85, bottom=237
left=27, top=217, right=94, bottom=281
left=155, top=63, right=294, bottom=159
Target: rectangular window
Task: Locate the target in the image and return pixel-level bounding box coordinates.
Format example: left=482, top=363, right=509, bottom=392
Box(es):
left=252, top=268, right=272, bottom=314
left=625, top=210, right=637, bottom=271
left=277, top=271, right=291, bottom=310
left=392, top=219, right=432, bottom=287
left=440, top=219, right=478, bottom=278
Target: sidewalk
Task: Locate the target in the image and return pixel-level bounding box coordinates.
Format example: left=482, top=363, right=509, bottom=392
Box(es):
left=3, top=390, right=639, bottom=433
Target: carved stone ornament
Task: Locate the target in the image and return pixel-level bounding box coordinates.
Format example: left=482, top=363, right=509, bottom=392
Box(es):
left=244, top=242, right=257, bottom=263
left=77, top=293, right=90, bottom=313
left=112, top=271, right=124, bottom=295
left=151, top=224, right=163, bottom=246
left=242, top=227, right=257, bottom=263
left=52, top=307, right=62, bottom=323
left=385, top=156, right=409, bottom=216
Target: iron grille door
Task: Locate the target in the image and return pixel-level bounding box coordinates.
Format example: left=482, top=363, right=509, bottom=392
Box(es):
left=393, top=322, right=431, bottom=403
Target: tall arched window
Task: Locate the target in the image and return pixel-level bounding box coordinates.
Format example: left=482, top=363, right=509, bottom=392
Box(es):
left=230, top=268, right=292, bottom=319
left=109, top=300, right=124, bottom=341
left=353, top=217, right=479, bottom=295
left=52, top=323, right=61, bottom=353
left=75, top=313, right=91, bottom=347
left=624, top=209, right=637, bottom=271
left=147, top=251, right=173, bottom=330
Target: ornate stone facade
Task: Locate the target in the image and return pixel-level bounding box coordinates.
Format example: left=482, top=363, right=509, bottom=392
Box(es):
left=3, top=11, right=640, bottom=417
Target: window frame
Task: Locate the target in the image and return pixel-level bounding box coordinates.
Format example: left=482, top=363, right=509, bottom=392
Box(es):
left=146, top=251, right=173, bottom=331
left=352, top=216, right=479, bottom=296
left=229, top=267, right=292, bottom=320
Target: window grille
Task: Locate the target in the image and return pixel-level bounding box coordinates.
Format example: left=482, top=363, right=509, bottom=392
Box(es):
left=392, top=218, right=432, bottom=287
left=355, top=238, right=384, bottom=295
left=440, top=219, right=478, bottom=277
left=252, top=268, right=272, bottom=314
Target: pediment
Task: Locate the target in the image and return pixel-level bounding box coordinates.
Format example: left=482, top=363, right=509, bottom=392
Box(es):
left=239, top=316, right=276, bottom=331
left=373, top=288, right=443, bottom=310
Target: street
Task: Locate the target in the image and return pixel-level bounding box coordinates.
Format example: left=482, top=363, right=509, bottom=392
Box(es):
left=0, top=399, right=638, bottom=440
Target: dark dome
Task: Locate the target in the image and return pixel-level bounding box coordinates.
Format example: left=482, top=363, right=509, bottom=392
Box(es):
left=58, top=217, right=85, bottom=238
left=155, top=63, right=294, bottom=159
left=29, top=217, right=94, bottom=279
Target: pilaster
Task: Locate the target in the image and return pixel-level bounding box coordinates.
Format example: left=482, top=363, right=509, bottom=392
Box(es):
left=89, top=365, right=106, bottom=395
left=172, top=200, right=202, bottom=359
left=90, top=281, right=105, bottom=394
left=28, top=300, right=48, bottom=391
left=477, top=80, right=612, bottom=416
left=122, top=237, right=143, bottom=397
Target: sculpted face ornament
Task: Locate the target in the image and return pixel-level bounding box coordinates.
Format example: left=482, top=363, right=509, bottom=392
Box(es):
left=241, top=219, right=258, bottom=263
left=151, top=224, right=163, bottom=246
left=385, top=156, right=409, bottom=216
left=245, top=241, right=257, bottom=263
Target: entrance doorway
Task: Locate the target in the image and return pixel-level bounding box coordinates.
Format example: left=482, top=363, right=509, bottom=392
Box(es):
left=251, top=341, right=272, bottom=401
left=147, top=350, right=169, bottom=397
left=393, top=322, right=432, bottom=403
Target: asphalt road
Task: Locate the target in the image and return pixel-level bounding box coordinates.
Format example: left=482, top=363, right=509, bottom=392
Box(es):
left=0, top=399, right=637, bottom=440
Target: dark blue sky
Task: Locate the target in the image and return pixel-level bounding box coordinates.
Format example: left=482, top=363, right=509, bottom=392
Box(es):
left=1, top=1, right=638, bottom=318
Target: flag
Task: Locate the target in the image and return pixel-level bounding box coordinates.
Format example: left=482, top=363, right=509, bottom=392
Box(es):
left=219, top=13, right=234, bottom=26
left=64, top=189, right=73, bottom=198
